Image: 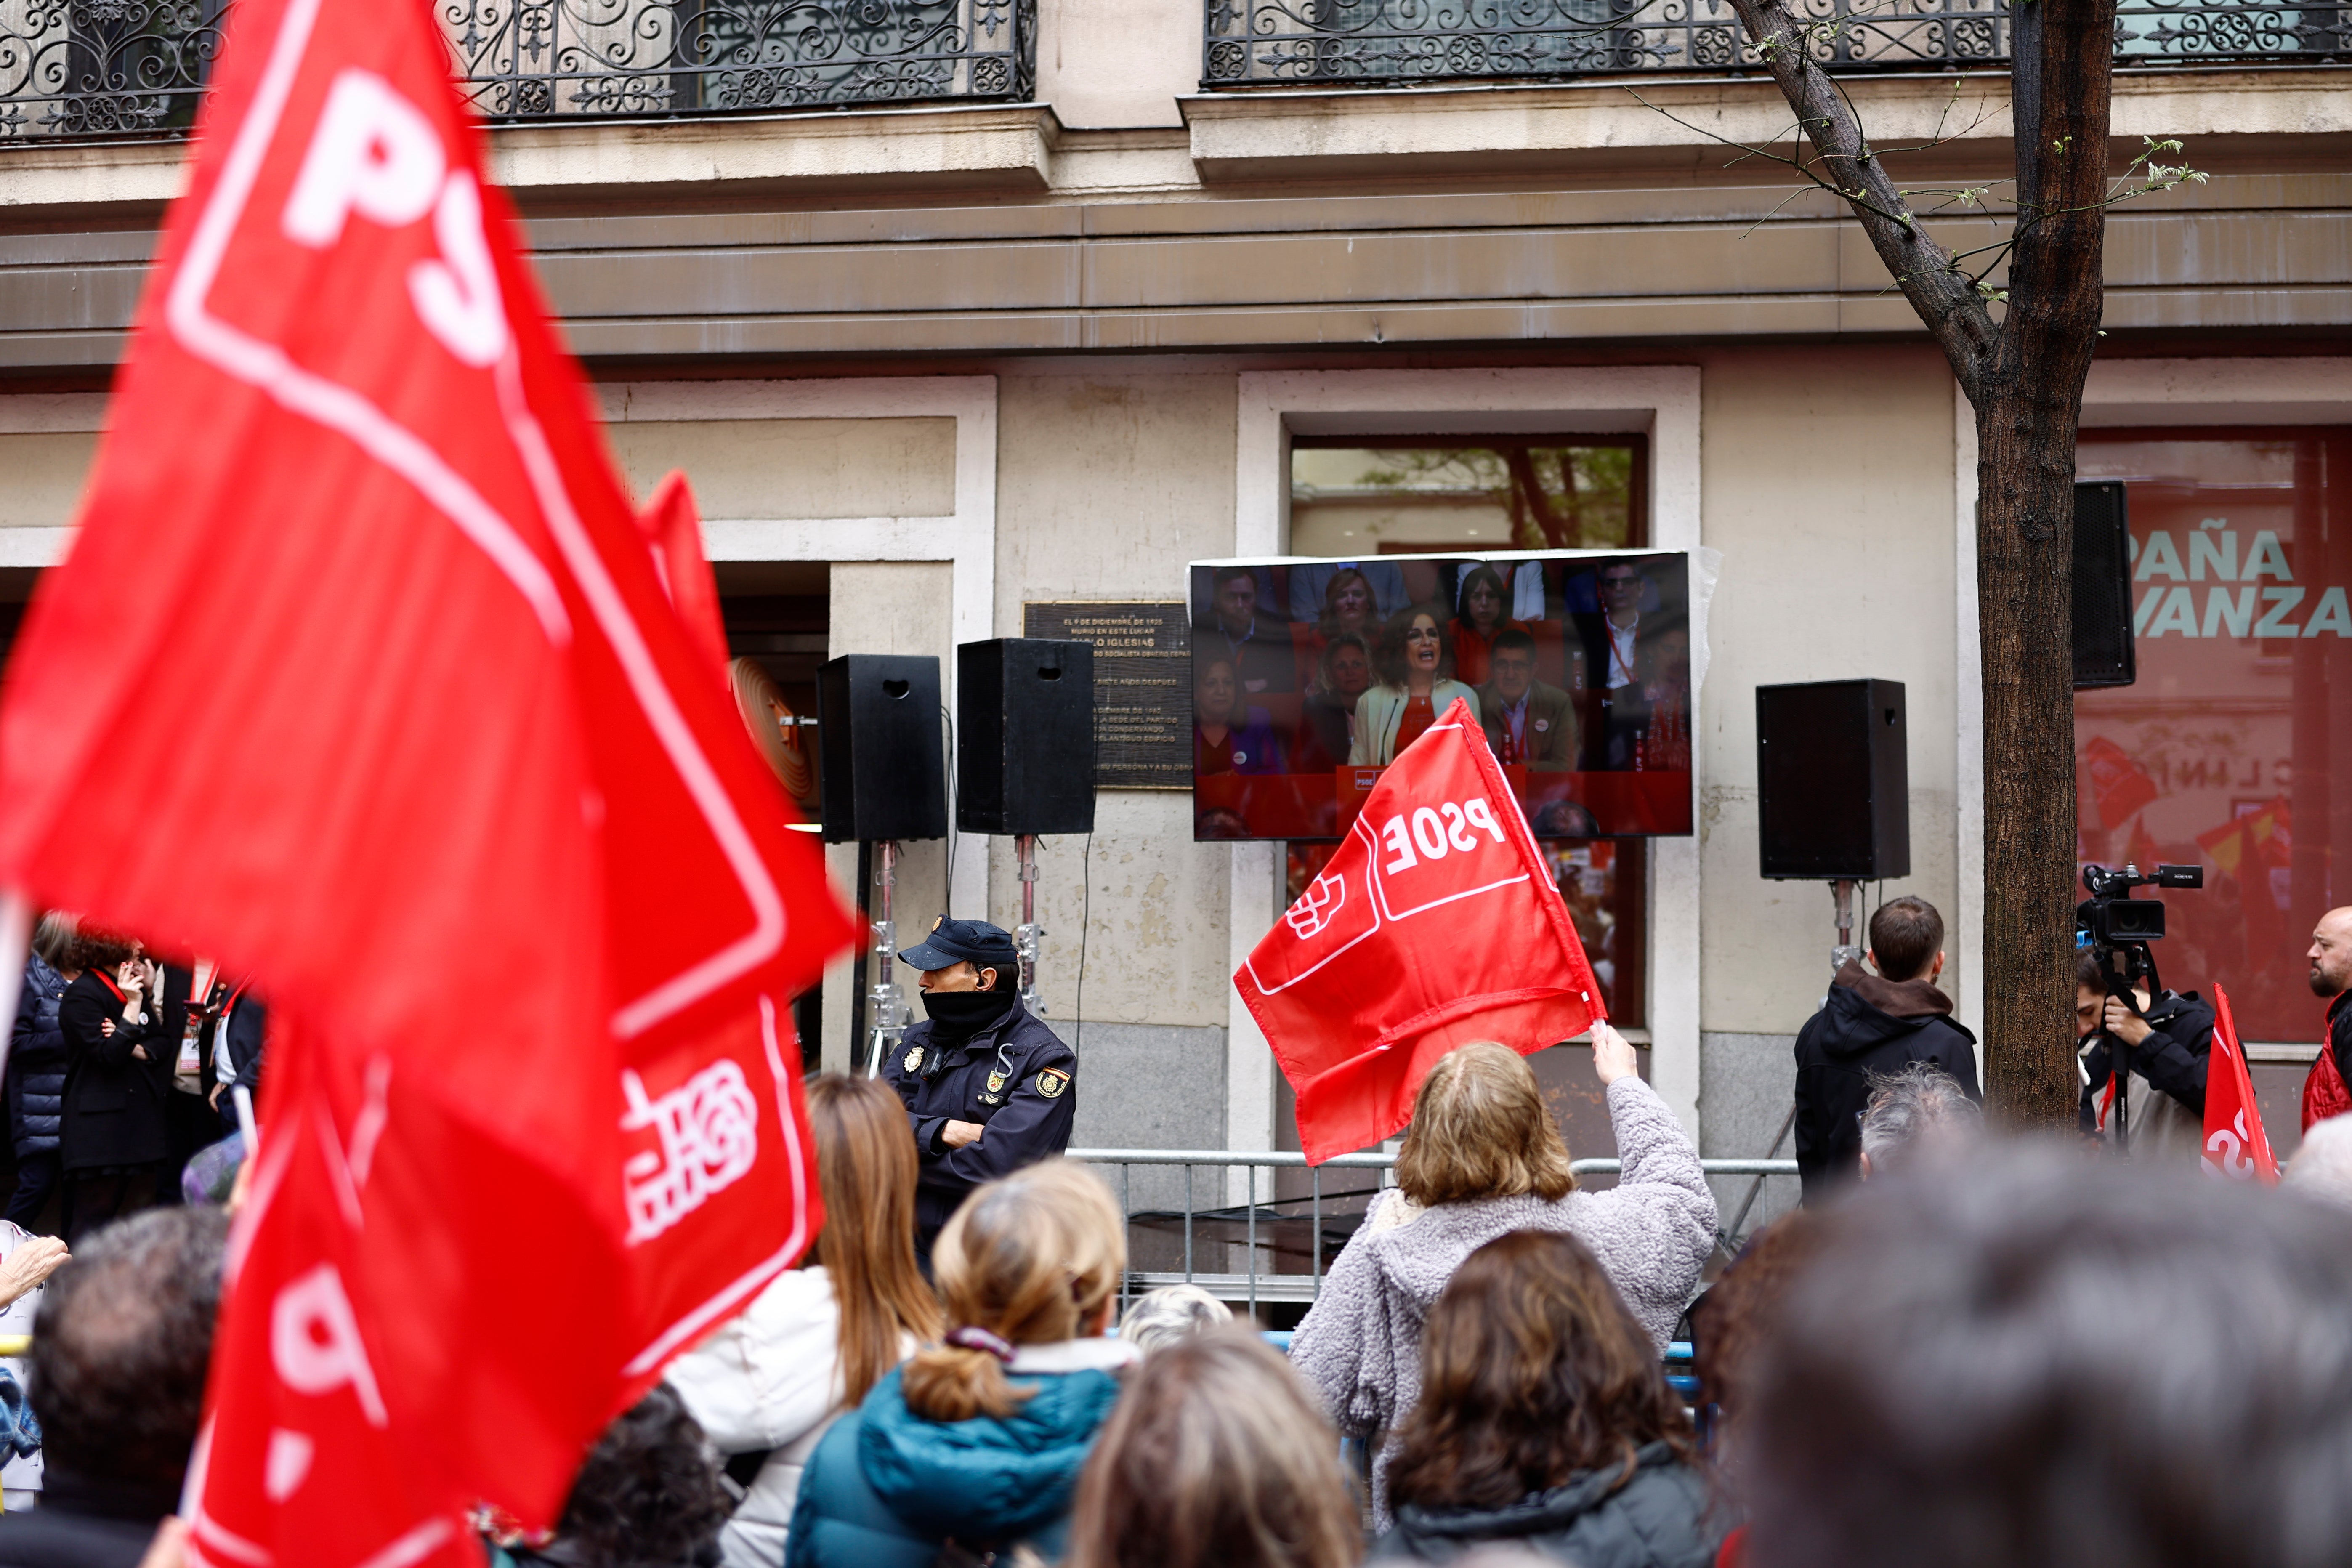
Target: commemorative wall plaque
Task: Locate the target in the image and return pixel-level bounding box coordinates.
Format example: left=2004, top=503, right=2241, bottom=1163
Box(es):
left=1023, top=601, right=1190, bottom=789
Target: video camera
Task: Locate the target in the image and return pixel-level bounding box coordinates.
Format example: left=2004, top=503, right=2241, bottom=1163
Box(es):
left=2078, top=861, right=2202, bottom=949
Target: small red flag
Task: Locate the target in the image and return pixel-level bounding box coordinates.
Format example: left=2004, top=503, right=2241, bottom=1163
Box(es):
left=638, top=470, right=731, bottom=682
left=1235, top=699, right=1603, bottom=1164
left=2202, top=983, right=2279, bottom=1183
left=0, top=0, right=856, bottom=1560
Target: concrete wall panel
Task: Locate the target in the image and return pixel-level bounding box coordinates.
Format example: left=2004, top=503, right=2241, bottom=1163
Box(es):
left=602, top=416, right=957, bottom=519
left=1034, top=0, right=1196, bottom=130
left=0, top=431, right=97, bottom=529
left=987, top=369, right=1241, bottom=1032
left=1696, top=345, right=1963, bottom=1038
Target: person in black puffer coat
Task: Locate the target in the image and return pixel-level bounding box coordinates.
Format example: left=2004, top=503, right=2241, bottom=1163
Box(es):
left=6, top=912, right=78, bottom=1233
left=1371, top=1229, right=1725, bottom=1567
left=1791, top=897, right=1981, bottom=1204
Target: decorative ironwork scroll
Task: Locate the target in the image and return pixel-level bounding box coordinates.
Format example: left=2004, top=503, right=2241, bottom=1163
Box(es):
left=1200, top=0, right=2350, bottom=86
left=0, top=0, right=1034, bottom=138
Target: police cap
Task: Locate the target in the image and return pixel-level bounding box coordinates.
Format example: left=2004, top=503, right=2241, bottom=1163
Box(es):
left=898, top=916, right=1018, bottom=974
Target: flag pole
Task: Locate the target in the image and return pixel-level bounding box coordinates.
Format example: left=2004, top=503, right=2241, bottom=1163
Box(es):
left=0, top=889, right=28, bottom=1087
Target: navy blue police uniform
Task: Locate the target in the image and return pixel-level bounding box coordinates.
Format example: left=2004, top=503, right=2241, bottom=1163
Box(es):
left=882, top=919, right=1077, bottom=1255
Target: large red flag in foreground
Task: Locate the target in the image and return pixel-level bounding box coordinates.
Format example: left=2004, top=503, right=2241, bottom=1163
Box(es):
left=1236, top=700, right=1603, bottom=1163
left=2201, top=983, right=2280, bottom=1183
left=0, top=0, right=857, bottom=1560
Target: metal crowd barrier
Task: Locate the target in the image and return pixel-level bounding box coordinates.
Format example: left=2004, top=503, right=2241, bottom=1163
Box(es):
left=1065, top=1148, right=1800, bottom=1316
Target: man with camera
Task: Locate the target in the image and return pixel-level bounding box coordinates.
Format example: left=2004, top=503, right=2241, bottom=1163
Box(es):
left=1792, top=896, right=1982, bottom=1204
left=2074, top=949, right=2217, bottom=1159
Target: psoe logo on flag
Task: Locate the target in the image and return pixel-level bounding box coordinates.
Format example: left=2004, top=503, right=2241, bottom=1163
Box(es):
left=620, top=1059, right=760, bottom=1245
left=1243, top=858, right=1382, bottom=997
left=1286, top=872, right=1347, bottom=939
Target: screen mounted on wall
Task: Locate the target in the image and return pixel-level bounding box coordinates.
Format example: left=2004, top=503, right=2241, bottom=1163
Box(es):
left=1186, top=550, right=1696, bottom=842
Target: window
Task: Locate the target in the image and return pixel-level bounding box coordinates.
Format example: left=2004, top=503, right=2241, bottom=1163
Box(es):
left=1285, top=433, right=1652, bottom=1028
left=2074, top=429, right=2352, bottom=1042
left=1289, top=436, right=1646, bottom=555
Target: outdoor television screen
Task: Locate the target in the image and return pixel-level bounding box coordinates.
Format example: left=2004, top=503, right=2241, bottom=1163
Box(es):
left=1187, top=550, right=1695, bottom=841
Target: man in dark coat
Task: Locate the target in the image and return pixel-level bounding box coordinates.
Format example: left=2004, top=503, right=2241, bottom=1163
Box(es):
left=1792, top=897, right=1982, bottom=1204
left=882, top=918, right=1077, bottom=1261
left=0, top=1206, right=226, bottom=1568
left=55, top=936, right=173, bottom=1243
left=1475, top=629, right=1578, bottom=771
left=6, top=925, right=73, bottom=1232
left=201, top=984, right=267, bottom=1140
left=2073, top=948, right=2217, bottom=1157
left=1193, top=566, right=1297, bottom=698
left=1569, top=559, right=1672, bottom=770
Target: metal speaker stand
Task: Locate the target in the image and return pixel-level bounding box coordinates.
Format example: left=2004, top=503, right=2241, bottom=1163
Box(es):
left=1828, top=877, right=1863, bottom=976
left=1014, top=834, right=1047, bottom=1017
left=863, top=840, right=912, bottom=1076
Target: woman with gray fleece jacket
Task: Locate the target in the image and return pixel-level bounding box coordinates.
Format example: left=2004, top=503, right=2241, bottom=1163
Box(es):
left=1289, top=1028, right=1716, bottom=1526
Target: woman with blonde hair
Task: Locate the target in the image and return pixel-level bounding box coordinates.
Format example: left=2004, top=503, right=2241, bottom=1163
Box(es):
left=788, top=1159, right=1135, bottom=1568
left=1291, top=1026, right=1713, bottom=1527
left=664, top=1074, right=941, bottom=1568
left=1066, top=1328, right=1361, bottom=1568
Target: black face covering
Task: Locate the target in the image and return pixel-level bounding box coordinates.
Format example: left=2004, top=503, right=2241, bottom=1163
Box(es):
left=920, top=984, right=1015, bottom=1050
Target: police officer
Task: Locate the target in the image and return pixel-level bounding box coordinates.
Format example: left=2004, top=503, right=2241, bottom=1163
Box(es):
left=883, top=917, right=1076, bottom=1261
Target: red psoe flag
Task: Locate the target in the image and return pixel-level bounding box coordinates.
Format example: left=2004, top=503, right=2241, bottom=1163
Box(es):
left=1235, top=700, right=1604, bottom=1163
left=0, top=0, right=856, bottom=1559
left=2202, top=983, right=2280, bottom=1183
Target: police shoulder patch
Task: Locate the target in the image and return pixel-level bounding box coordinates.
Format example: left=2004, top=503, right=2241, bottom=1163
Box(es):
left=903, top=1046, right=925, bottom=1074
left=1034, top=1067, right=1071, bottom=1099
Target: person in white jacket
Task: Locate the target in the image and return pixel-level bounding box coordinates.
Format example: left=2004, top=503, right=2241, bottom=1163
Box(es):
left=666, top=1075, right=942, bottom=1568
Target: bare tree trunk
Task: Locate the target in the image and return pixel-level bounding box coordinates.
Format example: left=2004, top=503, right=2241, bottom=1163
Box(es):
left=1722, top=0, right=2117, bottom=1125
left=1969, top=1, right=2114, bottom=1126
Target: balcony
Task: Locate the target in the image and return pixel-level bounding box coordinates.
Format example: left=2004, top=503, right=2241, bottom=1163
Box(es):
left=1198, top=0, right=2352, bottom=87
left=0, top=0, right=1036, bottom=140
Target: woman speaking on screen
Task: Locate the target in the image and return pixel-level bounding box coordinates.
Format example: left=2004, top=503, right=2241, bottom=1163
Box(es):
left=1351, top=609, right=1481, bottom=767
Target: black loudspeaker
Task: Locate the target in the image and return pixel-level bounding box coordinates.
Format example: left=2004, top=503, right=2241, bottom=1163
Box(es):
left=957, top=639, right=1097, bottom=836
left=816, top=655, right=947, bottom=844
left=2074, top=480, right=2137, bottom=690
left=1757, top=680, right=1910, bottom=880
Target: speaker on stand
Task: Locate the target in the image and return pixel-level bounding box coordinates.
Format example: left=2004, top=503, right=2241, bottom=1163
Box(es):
left=817, top=654, right=947, bottom=1075
left=957, top=639, right=1097, bottom=1018
left=1757, top=678, right=1911, bottom=972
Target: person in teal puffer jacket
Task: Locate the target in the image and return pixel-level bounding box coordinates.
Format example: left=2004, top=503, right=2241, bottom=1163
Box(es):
left=787, top=1160, right=1137, bottom=1568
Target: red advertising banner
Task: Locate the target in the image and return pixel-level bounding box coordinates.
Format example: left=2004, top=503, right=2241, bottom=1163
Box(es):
left=2076, top=432, right=2352, bottom=1045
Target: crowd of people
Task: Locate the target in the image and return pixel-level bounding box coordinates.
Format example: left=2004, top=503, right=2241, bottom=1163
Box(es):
left=9, top=903, right=2352, bottom=1568
left=7, top=916, right=263, bottom=1246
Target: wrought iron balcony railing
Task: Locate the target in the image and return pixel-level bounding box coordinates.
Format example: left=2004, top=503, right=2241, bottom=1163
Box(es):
left=1201, top=0, right=2352, bottom=88
left=0, top=0, right=1036, bottom=140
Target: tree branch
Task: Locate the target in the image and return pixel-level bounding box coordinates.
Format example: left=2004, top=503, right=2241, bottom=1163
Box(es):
left=1719, top=0, right=2001, bottom=401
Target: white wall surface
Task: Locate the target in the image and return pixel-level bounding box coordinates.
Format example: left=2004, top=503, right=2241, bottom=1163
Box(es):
left=989, top=369, right=1243, bottom=1031
left=1696, top=345, right=1963, bottom=1036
